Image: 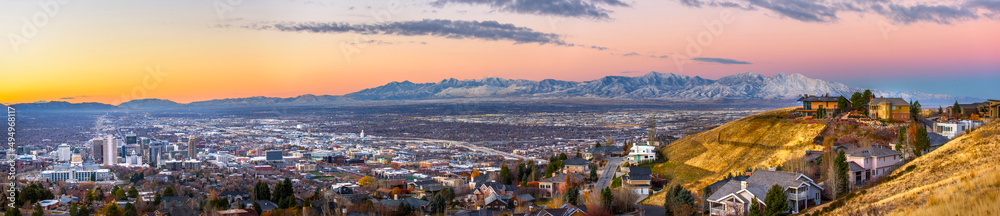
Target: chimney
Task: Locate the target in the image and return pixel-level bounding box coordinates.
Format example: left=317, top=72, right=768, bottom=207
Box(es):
left=741, top=181, right=748, bottom=190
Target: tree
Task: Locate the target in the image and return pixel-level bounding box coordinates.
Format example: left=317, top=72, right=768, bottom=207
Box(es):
left=850, top=92, right=865, bottom=111
left=113, top=185, right=127, bottom=201
left=834, top=150, right=849, bottom=195
left=5, top=205, right=19, bottom=216
left=153, top=192, right=162, bottom=206
left=32, top=203, right=43, bottom=216
left=95, top=187, right=106, bottom=201
left=837, top=96, right=849, bottom=113
left=254, top=181, right=272, bottom=201
left=252, top=202, right=263, bottom=215
left=953, top=101, right=962, bottom=116
left=910, top=123, right=931, bottom=156
left=763, top=185, right=789, bottom=216
left=163, top=186, right=176, bottom=197
left=749, top=195, right=762, bottom=216
left=910, top=100, right=922, bottom=120
left=664, top=185, right=694, bottom=216
left=123, top=202, right=138, bottom=216
left=558, top=153, right=568, bottom=161
left=127, top=187, right=139, bottom=199
left=600, top=187, right=613, bottom=210
left=433, top=194, right=446, bottom=214
left=563, top=187, right=580, bottom=205
left=595, top=142, right=601, bottom=148
left=500, top=163, right=513, bottom=185
left=102, top=202, right=122, bottom=216
left=589, top=165, right=599, bottom=182
left=358, top=176, right=377, bottom=188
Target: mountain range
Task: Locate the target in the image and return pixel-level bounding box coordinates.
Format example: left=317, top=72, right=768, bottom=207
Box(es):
left=7, top=72, right=983, bottom=110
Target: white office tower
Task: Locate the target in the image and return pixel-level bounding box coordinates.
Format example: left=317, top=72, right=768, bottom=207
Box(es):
left=105, top=135, right=118, bottom=166
left=57, top=144, right=72, bottom=162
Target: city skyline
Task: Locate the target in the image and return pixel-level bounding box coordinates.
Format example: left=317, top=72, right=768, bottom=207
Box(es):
left=2, top=0, right=999, bottom=104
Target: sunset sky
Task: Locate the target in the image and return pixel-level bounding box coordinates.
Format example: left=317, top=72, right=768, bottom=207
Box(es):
left=2, top=0, right=999, bottom=105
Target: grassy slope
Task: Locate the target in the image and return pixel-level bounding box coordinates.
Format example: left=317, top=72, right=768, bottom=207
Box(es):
left=824, top=119, right=1000, bottom=215
left=643, top=107, right=827, bottom=205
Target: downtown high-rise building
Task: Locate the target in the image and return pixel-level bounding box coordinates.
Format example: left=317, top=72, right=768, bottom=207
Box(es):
left=91, top=138, right=105, bottom=163
left=57, top=144, right=71, bottom=162
left=104, top=135, right=117, bottom=166
left=187, top=136, right=197, bottom=160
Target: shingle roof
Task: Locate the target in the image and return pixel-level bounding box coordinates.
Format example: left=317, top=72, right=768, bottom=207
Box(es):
left=869, top=97, right=909, bottom=106
left=539, top=173, right=586, bottom=184
left=845, top=145, right=900, bottom=158
left=484, top=193, right=507, bottom=205
left=797, top=96, right=842, bottom=102
left=708, top=170, right=818, bottom=202
left=562, top=157, right=590, bottom=166
left=380, top=198, right=429, bottom=208
left=848, top=161, right=866, bottom=172
left=627, top=167, right=652, bottom=181
left=514, top=194, right=535, bottom=202
left=588, top=146, right=625, bottom=154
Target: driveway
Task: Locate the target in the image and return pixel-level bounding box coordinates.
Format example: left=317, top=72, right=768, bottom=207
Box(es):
left=595, top=157, right=623, bottom=190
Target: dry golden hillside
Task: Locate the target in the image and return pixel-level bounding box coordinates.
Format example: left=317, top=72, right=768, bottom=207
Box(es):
left=818, top=119, right=1000, bottom=215
left=643, top=107, right=827, bottom=205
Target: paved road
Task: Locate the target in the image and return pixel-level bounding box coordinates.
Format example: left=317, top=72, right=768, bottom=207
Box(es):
left=595, top=157, right=623, bottom=190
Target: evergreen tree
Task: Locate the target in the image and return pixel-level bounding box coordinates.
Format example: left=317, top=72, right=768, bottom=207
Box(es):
left=163, top=186, right=176, bottom=197
left=835, top=150, right=850, bottom=195
left=910, top=100, right=921, bottom=120
left=563, top=187, right=579, bottom=205
left=4, top=205, right=19, bottom=216
left=558, top=153, right=568, bottom=161
left=127, top=187, right=139, bottom=199
left=837, top=96, right=849, bottom=112
left=433, top=194, right=446, bottom=213
left=589, top=165, right=598, bottom=181
left=500, top=163, right=512, bottom=185
left=953, top=101, right=962, bottom=115
left=764, top=185, right=789, bottom=216
left=748, top=195, right=762, bottom=216
left=123, top=202, right=138, bottom=216
left=252, top=202, right=263, bottom=214
left=32, top=203, right=43, bottom=216
left=600, top=187, right=613, bottom=210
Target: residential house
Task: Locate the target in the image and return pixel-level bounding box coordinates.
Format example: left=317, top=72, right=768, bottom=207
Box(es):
left=583, top=146, right=625, bottom=160
left=868, top=97, right=910, bottom=121
left=797, top=96, right=847, bottom=116
left=843, top=145, right=901, bottom=185
left=218, top=209, right=257, bottom=216
left=562, top=157, right=590, bottom=173
left=409, top=179, right=445, bottom=199
left=218, top=191, right=249, bottom=202
left=982, top=100, right=1000, bottom=118
left=520, top=204, right=588, bottom=216
left=538, top=173, right=586, bottom=198
left=623, top=167, right=652, bottom=195
left=380, top=198, right=431, bottom=213
left=483, top=193, right=512, bottom=211
left=627, top=144, right=657, bottom=165
left=511, top=194, right=536, bottom=208
left=472, top=182, right=519, bottom=206
left=706, top=170, right=823, bottom=216
left=932, top=120, right=984, bottom=139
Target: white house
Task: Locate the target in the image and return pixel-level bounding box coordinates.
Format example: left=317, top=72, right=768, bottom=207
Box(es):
left=627, top=145, right=656, bottom=165
left=933, top=120, right=983, bottom=139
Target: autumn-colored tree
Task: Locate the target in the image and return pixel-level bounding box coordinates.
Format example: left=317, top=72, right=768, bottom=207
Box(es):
left=470, top=169, right=481, bottom=178
left=358, top=176, right=376, bottom=188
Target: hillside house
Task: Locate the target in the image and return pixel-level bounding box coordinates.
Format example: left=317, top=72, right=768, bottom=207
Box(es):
left=932, top=120, right=984, bottom=139
left=583, top=146, right=625, bottom=160
left=844, top=145, right=901, bottom=185
left=707, top=170, right=823, bottom=216
left=983, top=100, right=1000, bottom=118
left=562, top=157, right=590, bottom=173
left=624, top=167, right=652, bottom=195
left=627, top=144, right=657, bottom=165
left=868, top=97, right=910, bottom=121
left=538, top=173, right=586, bottom=197
left=796, top=96, right=847, bottom=116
